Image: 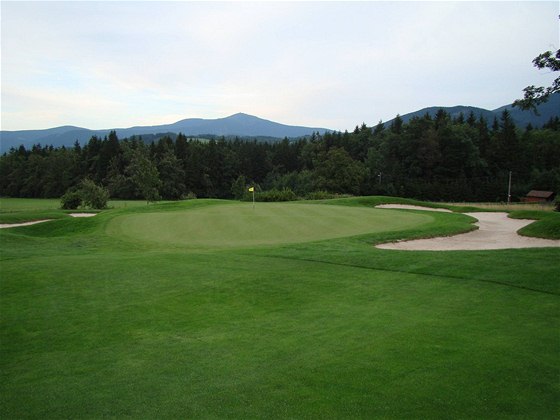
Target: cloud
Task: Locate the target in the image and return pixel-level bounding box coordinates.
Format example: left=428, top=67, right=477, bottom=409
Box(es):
left=2, top=1, right=558, bottom=131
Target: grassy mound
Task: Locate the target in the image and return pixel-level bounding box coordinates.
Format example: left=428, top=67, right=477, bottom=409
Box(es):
left=510, top=210, right=560, bottom=239
left=106, top=202, right=433, bottom=248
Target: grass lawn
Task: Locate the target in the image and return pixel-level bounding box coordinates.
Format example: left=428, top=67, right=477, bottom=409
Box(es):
left=1, top=197, right=558, bottom=418
left=105, top=202, right=434, bottom=248
left=0, top=198, right=160, bottom=223
left=0, top=197, right=156, bottom=212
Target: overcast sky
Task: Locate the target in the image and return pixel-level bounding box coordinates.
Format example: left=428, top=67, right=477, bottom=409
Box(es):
left=1, top=1, right=558, bottom=132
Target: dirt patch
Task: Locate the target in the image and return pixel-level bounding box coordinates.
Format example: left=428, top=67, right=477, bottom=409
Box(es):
left=376, top=212, right=560, bottom=251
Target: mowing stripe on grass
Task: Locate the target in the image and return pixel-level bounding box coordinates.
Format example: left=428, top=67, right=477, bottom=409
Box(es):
left=255, top=254, right=560, bottom=296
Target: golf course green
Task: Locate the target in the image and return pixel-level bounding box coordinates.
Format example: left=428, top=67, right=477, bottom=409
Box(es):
left=1, top=197, right=558, bottom=418
left=106, top=202, right=432, bottom=248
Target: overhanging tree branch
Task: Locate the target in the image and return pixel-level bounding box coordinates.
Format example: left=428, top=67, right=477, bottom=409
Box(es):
left=513, top=49, right=559, bottom=114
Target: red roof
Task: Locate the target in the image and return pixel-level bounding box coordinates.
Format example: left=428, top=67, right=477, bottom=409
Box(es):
left=526, top=190, right=555, bottom=198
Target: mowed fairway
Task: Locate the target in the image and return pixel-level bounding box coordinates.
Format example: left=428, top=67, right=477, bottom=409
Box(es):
left=1, top=197, right=558, bottom=418
left=106, top=202, right=432, bottom=248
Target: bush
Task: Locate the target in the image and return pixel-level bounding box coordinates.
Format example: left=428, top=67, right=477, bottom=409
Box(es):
left=305, top=191, right=335, bottom=200
left=555, top=196, right=559, bottom=212
left=304, top=191, right=354, bottom=200
left=245, top=188, right=297, bottom=202
left=60, top=190, right=83, bottom=209
left=79, top=179, right=109, bottom=209
left=60, top=179, right=109, bottom=210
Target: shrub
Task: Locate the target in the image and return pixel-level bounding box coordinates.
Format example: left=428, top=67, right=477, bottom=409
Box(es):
left=60, top=179, right=109, bottom=210
left=555, top=195, right=559, bottom=212
left=60, top=190, right=83, bottom=209
left=245, top=188, right=297, bottom=202
left=79, top=179, right=109, bottom=209
left=304, top=191, right=354, bottom=200
left=305, top=191, right=335, bottom=200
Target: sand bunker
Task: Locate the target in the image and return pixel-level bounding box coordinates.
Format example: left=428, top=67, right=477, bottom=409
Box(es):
left=0, top=212, right=97, bottom=229
left=0, top=220, right=53, bottom=229
left=375, top=204, right=452, bottom=213
left=376, top=210, right=560, bottom=251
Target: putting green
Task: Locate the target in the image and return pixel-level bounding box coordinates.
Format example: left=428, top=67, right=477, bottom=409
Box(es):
left=106, top=202, right=432, bottom=248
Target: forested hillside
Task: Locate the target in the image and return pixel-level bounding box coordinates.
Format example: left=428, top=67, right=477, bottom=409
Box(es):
left=1, top=109, right=559, bottom=202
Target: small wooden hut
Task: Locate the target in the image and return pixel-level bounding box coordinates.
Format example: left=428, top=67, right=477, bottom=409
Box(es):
left=521, top=190, right=556, bottom=203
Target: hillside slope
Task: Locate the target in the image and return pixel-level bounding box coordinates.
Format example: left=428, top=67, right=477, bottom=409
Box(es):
left=0, top=113, right=330, bottom=151
left=387, top=93, right=559, bottom=127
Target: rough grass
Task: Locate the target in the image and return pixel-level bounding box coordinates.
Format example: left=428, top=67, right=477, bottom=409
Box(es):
left=0, top=197, right=63, bottom=211
left=0, top=198, right=162, bottom=223
left=510, top=210, right=560, bottom=240
left=1, top=197, right=558, bottom=418
left=447, top=201, right=556, bottom=212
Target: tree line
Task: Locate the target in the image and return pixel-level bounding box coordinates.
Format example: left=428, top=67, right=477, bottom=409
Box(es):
left=1, top=110, right=559, bottom=203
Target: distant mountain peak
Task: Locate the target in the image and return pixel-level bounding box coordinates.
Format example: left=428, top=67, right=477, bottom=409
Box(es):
left=1, top=113, right=330, bottom=151
left=228, top=112, right=252, bottom=117
left=386, top=93, right=559, bottom=128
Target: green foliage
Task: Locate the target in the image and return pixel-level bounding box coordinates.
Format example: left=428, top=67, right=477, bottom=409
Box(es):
left=60, top=179, right=109, bottom=210
left=264, top=169, right=317, bottom=196
left=127, top=149, right=161, bottom=203
left=231, top=174, right=247, bottom=200
left=60, top=190, right=82, bottom=210
left=78, top=179, right=109, bottom=209
left=157, top=150, right=186, bottom=200
left=2, top=112, right=560, bottom=202
left=253, top=187, right=298, bottom=202
left=514, top=49, right=560, bottom=112
left=314, top=147, right=367, bottom=194
left=304, top=190, right=338, bottom=200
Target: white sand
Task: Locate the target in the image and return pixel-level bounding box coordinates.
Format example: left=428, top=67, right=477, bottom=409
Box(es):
left=0, top=220, right=52, bottom=229
left=375, top=204, right=452, bottom=213
left=69, top=213, right=97, bottom=217
left=0, top=212, right=97, bottom=229
left=376, top=210, right=560, bottom=251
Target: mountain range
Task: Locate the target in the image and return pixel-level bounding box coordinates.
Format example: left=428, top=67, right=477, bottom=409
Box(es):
left=0, top=113, right=330, bottom=152
left=390, top=93, right=559, bottom=127
left=1, top=94, right=558, bottom=152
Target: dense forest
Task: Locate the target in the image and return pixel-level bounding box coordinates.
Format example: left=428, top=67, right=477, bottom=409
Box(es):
left=1, top=109, right=559, bottom=203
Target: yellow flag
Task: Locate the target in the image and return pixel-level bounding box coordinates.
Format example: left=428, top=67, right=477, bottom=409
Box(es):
left=248, top=187, right=254, bottom=192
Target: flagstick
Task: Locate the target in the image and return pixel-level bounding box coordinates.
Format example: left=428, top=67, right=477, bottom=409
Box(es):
left=252, top=188, right=255, bottom=210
